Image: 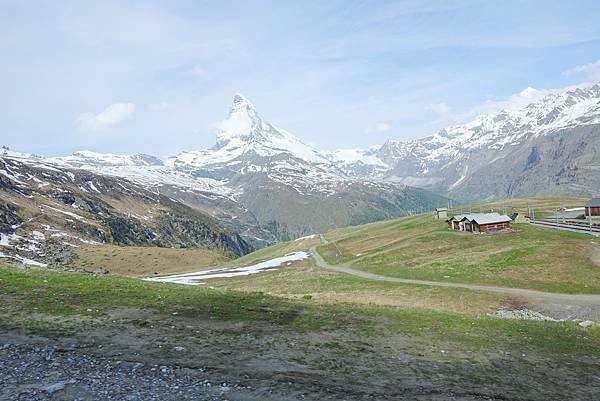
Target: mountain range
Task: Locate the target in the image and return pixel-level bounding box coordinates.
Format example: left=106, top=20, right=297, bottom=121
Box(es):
left=2, top=83, right=600, bottom=255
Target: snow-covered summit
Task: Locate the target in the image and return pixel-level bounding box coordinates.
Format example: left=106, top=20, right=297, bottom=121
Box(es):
left=172, top=94, right=330, bottom=169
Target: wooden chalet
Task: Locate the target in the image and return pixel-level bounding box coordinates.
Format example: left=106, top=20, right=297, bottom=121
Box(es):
left=585, top=198, right=600, bottom=217
left=447, top=213, right=512, bottom=233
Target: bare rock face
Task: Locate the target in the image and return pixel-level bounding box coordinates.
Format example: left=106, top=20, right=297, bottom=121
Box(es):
left=0, top=201, right=21, bottom=233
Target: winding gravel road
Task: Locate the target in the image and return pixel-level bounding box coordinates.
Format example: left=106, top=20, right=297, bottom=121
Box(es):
left=309, top=244, right=600, bottom=320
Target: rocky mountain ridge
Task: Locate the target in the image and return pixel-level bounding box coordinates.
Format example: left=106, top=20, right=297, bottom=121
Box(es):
left=0, top=154, right=251, bottom=268
left=330, top=83, right=600, bottom=200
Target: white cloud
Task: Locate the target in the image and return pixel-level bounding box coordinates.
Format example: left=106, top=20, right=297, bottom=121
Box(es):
left=77, top=103, right=136, bottom=130
left=150, top=101, right=170, bottom=111
left=466, top=86, right=558, bottom=117
left=365, top=122, right=391, bottom=134
left=427, top=102, right=450, bottom=117
left=564, top=59, right=600, bottom=82
left=189, top=65, right=209, bottom=78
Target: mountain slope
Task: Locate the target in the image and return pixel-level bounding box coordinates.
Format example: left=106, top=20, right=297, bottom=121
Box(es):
left=330, top=84, right=600, bottom=201
left=0, top=152, right=251, bottom=268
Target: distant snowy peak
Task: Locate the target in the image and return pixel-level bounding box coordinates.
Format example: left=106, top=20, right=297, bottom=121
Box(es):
left=418, top=83, right=600, bottom=160
left=19, top=83, right=600, bottom=201
left=325, top=83, right=600, bottom=181
left=54, top=150, right=163, bottom=167
left=177, top=94, right=329, bottom=168
left=214, top=93, right=262, bottom=147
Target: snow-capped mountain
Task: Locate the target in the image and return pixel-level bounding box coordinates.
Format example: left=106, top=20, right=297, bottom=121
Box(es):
left=330, top=83, right=600, bottom=200
left=197, top=93, right=328, bottom=165
left=10, top=83, right=598, bottom=247
left=43, top=95, right=445, bottom=245
left=165, top=93, right=342, bottom=194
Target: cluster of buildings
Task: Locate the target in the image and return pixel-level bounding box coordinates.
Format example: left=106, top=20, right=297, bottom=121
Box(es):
left=433, top=197, right=600, bottom=234
left=446, top=213, right=513, bottom=233
left=435, top=208, right=513, bottom=234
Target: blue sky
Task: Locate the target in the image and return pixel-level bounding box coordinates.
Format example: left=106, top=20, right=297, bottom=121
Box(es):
left=1, top=0, right=600, bottom=156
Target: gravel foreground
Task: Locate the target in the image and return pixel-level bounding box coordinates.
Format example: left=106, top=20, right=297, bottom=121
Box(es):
left=0, top=343, right=297, bottom=401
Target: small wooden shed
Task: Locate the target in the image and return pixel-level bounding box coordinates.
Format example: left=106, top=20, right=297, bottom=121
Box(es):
left=585, top=198, right=600, bottom=217
left=435, top=207, right=448, bottom=220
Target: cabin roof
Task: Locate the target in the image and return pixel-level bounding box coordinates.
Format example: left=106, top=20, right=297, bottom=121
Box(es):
left=453, top=213, right=512, bottom=225
left=469, top=213, right=512, bottom=225
left=585, top=198, right=600, bottom=207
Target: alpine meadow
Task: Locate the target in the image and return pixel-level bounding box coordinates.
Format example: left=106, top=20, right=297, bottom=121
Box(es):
left=1, top=2, right=599, bottom=400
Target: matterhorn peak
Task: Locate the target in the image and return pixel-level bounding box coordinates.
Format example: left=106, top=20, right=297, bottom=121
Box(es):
left=229, top=93, right=257, bottom=117
left=212, top=94, right=263, bottom=148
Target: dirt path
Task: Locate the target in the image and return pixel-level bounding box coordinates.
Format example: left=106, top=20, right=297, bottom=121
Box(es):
left=310, top=244, right=600, bottom=319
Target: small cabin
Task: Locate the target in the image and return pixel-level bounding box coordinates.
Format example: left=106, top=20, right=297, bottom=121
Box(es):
left=447, top=213, right=512, bottom=233
left=435, top=207, right=448, bottom=220
left=585, top=198, right=600, bottom=218
left=446, top=215, right=465, bottom=230
left=509, top=212, right=529, bottom=223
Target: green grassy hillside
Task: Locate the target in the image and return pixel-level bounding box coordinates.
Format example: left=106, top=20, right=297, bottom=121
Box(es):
left=317, top=214, right=600, bottom=294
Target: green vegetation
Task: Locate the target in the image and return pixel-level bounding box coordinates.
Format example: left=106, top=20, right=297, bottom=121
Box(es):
left=208, top=260, right=511, bottom=316
left=1, top=266, right=598, bottom=357
left=453, top=196, right=588, bottom=219
left=0, top=267, right=321, bottom=328
left=2, top=196, right=599, bottom=384
left=318, top=214, right=600, bottom=294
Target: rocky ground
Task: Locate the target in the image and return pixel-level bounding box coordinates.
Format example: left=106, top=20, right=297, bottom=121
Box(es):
left=1, top=305, right=599, bottom=401
left=1, top=343, right=240, bottom=401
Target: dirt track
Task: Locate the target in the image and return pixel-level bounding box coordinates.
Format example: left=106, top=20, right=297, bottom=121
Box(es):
left=310, top=245, right=600, bottom=321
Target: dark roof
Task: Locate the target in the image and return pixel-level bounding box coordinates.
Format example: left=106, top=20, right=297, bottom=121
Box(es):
left=586, top=198, right=600, bottom=207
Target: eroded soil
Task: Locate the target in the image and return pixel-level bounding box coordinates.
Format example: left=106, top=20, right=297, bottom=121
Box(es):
left=1, top=307, right=599, bottom=401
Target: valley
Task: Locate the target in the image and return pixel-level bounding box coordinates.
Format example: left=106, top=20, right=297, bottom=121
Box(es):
left=3, top=3, right=600, bottom=400
left=1, top=203, right=599, bottom=400
left=2, top=87, right=600, bottom=399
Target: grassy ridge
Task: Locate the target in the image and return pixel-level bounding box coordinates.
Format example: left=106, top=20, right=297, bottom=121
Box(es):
left=318, top=214, right=600, bottom=294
